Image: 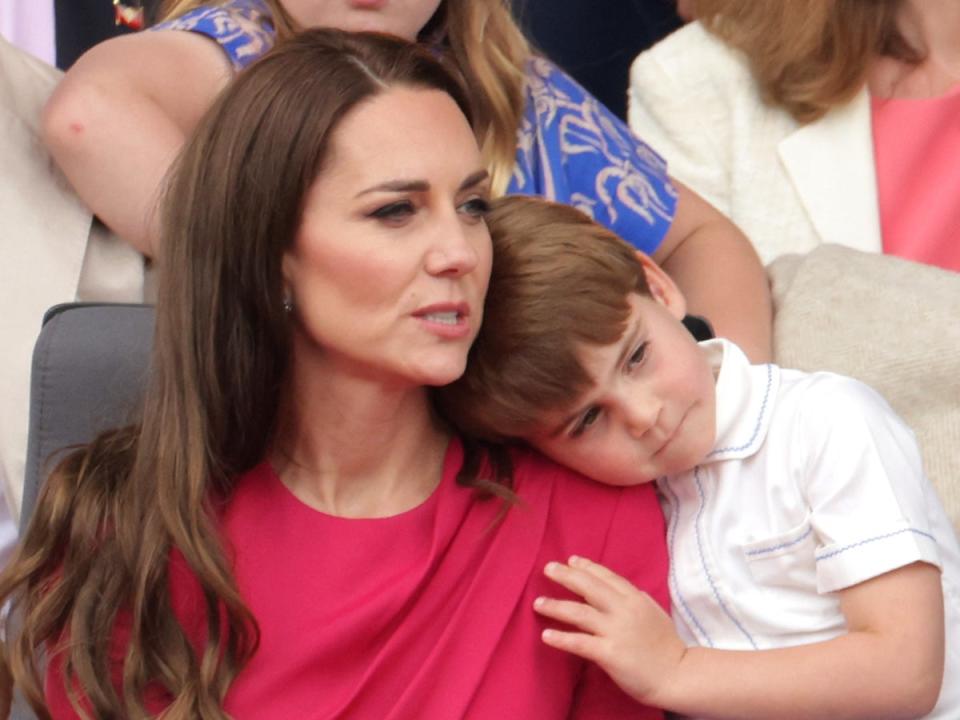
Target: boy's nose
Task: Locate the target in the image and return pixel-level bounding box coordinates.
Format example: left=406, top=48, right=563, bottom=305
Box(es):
left=619, top=396, right=660, bottom=439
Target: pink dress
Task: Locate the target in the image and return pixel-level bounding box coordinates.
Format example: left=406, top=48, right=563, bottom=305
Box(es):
left=872, top=89, right=960, bottom=271
left=46, top=440, right=669, bottom=718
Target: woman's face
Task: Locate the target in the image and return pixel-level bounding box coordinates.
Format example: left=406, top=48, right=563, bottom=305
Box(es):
left=280, top=0, right=444, bottom=41
left=283, top=86, right=492, bottom=389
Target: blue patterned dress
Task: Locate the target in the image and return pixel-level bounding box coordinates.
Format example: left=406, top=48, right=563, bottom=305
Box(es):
left=153, top=0, right=678, bottom=253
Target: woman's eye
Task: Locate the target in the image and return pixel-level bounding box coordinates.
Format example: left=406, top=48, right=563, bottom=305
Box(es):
left=459, top=197, right=491, bottom=219
left=368, top=200, right=415, bottom=223
left=627, top=341, right=649, bottom=370
left=570, top=406, right=602, bottom=438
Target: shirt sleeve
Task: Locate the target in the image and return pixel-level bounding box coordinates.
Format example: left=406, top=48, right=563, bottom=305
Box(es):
left=797, top=374, right=945, bottom=593
left=508, top=58, right=678, bottom=256
left=150, top=0, right=276, bottom=71
left=569, top=482, right=668, bottom=719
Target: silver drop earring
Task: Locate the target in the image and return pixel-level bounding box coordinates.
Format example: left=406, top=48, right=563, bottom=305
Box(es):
left=283, top=295, right=294, bottom=313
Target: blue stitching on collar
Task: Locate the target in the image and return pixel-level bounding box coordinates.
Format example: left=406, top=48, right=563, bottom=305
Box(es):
left=816, top=527, right=937, bottom=562
left=708, top=363, right=774, bottom=457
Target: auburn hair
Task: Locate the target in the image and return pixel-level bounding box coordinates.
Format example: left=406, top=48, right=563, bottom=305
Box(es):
left=693, top=0, right=922, bottom=123
left=157, top=0, right=530, bottom=194
left=436, top=196, right=651, bottom=442
left=0, top=29, right=483, bottom=719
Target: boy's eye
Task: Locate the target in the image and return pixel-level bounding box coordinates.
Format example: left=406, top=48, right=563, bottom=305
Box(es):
left=459, top=196, right=491, bottom=219
left=627, top=341, right=649, bottom=370
left=570, top=406, right=602, bottom=438
left=368, top=200, right=415, bottom=223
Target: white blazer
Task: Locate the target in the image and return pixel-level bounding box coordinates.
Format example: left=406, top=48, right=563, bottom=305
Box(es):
left=628, top=22, right=882, bottom=265
left=0, top=35, right=144, bottom=521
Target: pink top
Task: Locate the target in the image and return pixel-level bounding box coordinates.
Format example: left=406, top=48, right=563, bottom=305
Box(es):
left=871, top=90, right=960, bottom=271
left=46, top=440, right=669, bottom=718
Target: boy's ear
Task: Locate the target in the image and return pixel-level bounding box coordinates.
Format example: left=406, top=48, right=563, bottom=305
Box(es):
left=635, top=251, right=687, bottom=320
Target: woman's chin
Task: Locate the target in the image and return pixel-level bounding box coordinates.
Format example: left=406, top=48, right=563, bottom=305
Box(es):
left=418, top=358, right=469, bottom=388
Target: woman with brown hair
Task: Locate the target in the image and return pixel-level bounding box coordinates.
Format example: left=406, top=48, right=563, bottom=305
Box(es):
left=629, top=0, right=960, bottom=271
left=40, top=0, right=771, bottom=361
left=2, top=28, right=669, bottom=719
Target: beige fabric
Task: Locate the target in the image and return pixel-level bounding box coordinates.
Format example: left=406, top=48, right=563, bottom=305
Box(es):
left=0, top=35, right=144, bottom=519
left=628, top=22, right=881, bottom=265
left=769, top=245, right=960, bottom=533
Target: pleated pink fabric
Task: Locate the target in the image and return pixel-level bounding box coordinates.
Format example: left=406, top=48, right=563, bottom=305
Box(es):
left=47, top=439, right=668, bottom=719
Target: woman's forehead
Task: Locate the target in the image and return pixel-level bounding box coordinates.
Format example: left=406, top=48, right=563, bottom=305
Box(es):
left=320, top=87, right=481, bottom=185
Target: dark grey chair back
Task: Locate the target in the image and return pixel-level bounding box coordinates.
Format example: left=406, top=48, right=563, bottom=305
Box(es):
left=12, top=303, right=154, bottom=720
left=21, top=303, right=155, bottom=530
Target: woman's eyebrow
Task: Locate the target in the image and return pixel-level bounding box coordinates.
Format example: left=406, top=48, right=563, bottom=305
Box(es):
left=355, top=179, right=429, bottom=197
left=459, top=170, right=490, bottom=191
left=354, top=170, right=487, bottom=198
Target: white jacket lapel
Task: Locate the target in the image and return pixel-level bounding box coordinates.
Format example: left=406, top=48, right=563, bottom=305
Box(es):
left=778, top=89, right=882, bottom=253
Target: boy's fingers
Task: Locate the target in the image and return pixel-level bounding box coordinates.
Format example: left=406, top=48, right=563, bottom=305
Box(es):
left=569, top=555, right=638, bottom=595
left=540, top=627, right=606, bottom=665
left=533, top=596, right=605, bottom=634
left=543, top=561, right=616, bottom=610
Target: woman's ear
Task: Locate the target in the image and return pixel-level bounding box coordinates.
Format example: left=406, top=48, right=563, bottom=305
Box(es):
left=635, top=251, right=687, bottom=320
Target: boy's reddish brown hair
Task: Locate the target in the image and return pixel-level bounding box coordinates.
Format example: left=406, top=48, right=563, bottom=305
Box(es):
left=436, top=195, right=651, bottom=441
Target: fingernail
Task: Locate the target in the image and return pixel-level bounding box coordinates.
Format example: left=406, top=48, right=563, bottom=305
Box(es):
left=544, top=561, right=559, bottom=575
left=533, top=596, right=546, bottom=609
left=569, top=555, right=584, bottom=566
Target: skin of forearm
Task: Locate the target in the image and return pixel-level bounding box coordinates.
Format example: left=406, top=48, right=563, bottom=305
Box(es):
left=652, top=633, right=943, bottom=720
left=659, top=220, right=773, bottom=363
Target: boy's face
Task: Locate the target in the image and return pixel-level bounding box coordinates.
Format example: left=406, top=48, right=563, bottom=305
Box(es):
left=526, top=287, right=717, bottom=486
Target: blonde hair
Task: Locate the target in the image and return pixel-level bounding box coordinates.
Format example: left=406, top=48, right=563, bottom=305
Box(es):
left=694, top=0, right=921, bottom=123
left=157, top=0, right=530, bottom=194
left=440, top=1, right=530, bottom=195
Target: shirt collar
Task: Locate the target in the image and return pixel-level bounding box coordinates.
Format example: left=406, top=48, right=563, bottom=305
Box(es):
left=700, top=339, right=780, bottom=463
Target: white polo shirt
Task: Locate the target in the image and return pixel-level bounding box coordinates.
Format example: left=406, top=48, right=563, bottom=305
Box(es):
left=658, top=340, right=960, bottom=718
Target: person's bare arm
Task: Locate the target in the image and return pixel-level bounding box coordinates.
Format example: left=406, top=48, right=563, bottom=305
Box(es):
left=537, top=556, right=945, bottom=720
left=652, top=179, right=772, bottom=362
left=42, top=30, right=234, bottom=257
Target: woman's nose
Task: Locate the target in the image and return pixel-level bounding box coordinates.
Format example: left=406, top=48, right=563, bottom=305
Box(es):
left=425, top=214, right=482, bottom=277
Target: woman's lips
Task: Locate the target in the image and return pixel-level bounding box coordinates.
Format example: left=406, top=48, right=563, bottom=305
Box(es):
left=413, top=303, right=471, bottom=339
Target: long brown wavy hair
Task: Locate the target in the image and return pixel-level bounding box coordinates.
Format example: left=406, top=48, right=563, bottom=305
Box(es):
left=0, top=28, right=484, bottom=719
left=693, top=0, right=922, bottom=123
left=157, top=0, right=530, bottom=194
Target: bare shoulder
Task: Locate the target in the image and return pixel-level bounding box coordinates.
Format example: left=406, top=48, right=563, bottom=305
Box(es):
left=52, top=30, right=233, bottom=129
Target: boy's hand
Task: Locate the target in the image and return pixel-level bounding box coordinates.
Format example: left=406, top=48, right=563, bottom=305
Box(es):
left=534, top=555, right=686, bottom=706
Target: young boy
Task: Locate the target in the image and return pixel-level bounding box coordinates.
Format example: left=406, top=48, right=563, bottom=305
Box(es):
left=438, top=196, right=960, bottom=718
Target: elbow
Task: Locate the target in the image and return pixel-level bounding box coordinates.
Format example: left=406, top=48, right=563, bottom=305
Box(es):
left=41, top=81, right=103, bottom=163
left=889, top=656, right=943, bottom=718
left=900, top=674, right=942, bottom=718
